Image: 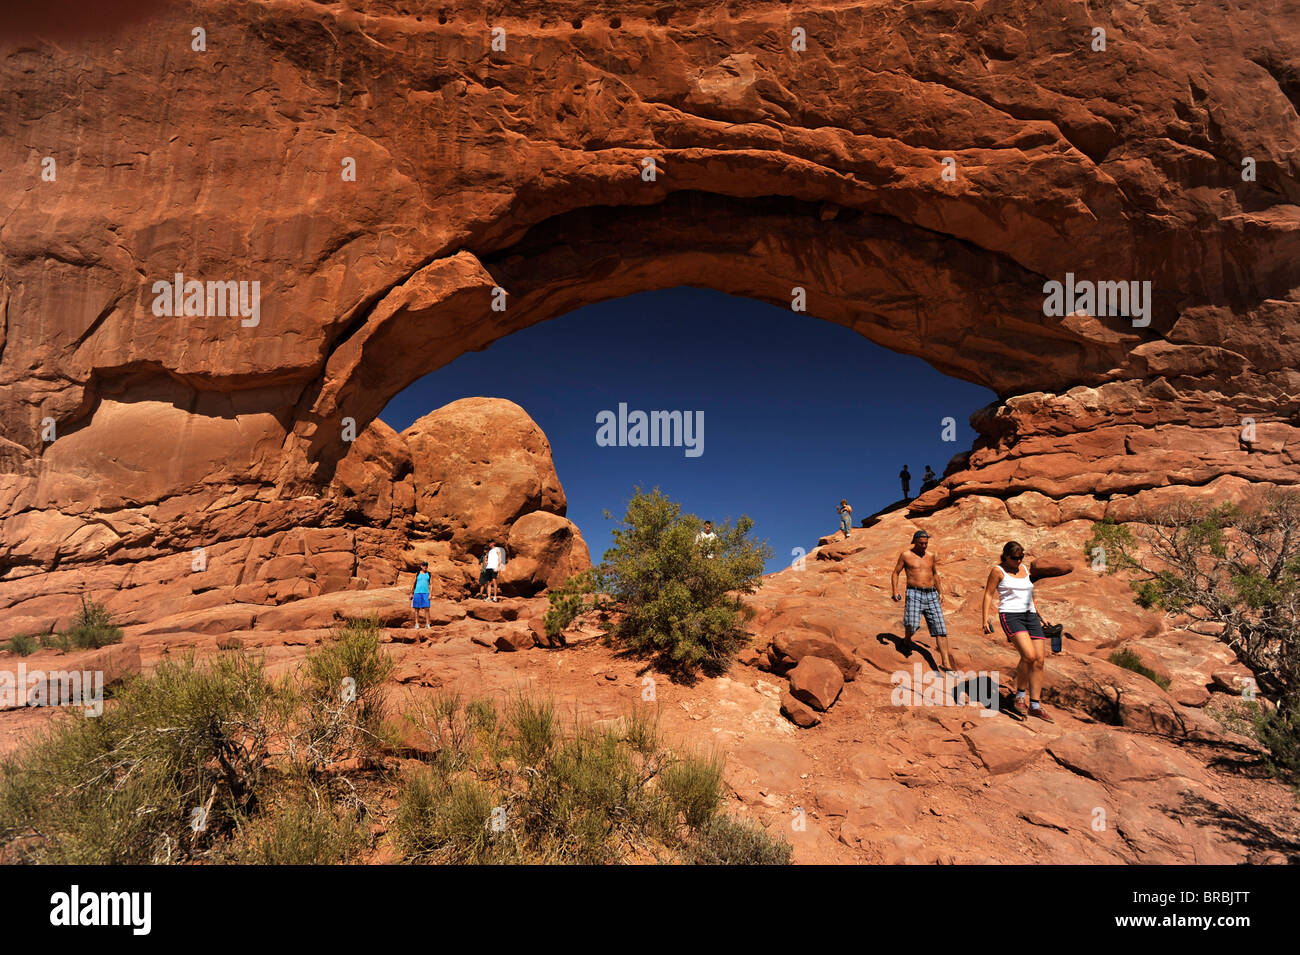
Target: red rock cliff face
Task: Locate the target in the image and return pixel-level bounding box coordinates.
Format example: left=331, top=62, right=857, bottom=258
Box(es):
left=0, top=1, right=1297, bottom=628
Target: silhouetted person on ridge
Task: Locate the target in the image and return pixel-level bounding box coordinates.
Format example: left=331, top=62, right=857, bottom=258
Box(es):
left=900, top=465, right=911, bottom=499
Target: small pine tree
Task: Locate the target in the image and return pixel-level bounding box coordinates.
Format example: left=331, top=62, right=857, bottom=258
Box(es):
left=595, top=487, right=771, bottom=677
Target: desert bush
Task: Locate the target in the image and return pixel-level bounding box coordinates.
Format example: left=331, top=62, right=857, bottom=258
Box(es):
left=1255, top=706, right=1300, bottom=789
left=465, top=697, right=499, bottom=735
left=226, top=789, right=364, bottom=865
left=299, top=616, right=395, bottom=765
left=3, top=634, right=38, bottom=657
left=45, top=597, right=123, bottom=651
left=507, top=694, right=555, bottom=765
left=530, top=726, right=649, bottom=863
left=1107, top=648, right=1171, bottom=690
left=392, top=766, right=504, bottom=864
left=1206, top=697, right=1264, bottom=738
left=542, top=568, right=601, bottom=641
left=687, top=814, right=793, bottom=865
left=661, top=751, right=724, bottom=828
left=594, top=487, right=771, bottom=676
left=391, top=693, right=789, bottom=865
left=1086, top=493, right=1300, bottom=783
left=621, top=704, right=660, bottom=756
left=0, top=650, right=282, bottom=863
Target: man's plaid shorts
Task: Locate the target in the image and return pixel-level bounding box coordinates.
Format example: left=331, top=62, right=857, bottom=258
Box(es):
left=904, top=586, right=947, bottom=636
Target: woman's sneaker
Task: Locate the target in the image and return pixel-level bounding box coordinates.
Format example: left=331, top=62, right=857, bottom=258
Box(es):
left=1028, top=704, right=1055, bottom=723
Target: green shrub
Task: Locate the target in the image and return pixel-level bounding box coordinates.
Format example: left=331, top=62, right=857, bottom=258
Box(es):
left=391, top=694, right=788, bottom=865
left=621, top=704, right=660, bottom=756
left=227, top=790, right=364, bottom=865
left=1087, top=494, right=1300, bottom=781
left=543, top=569, right=600, bottom=641
left=1206, top=697, right=1264, bottom=738
left=687, top=815, right=793, bottom=865
left=390, top=765, right=446, bottom=858
left=1108, top=648, right=1171, bottom=690
left=441, top=780, right=501, bottom=863
left=661, top=751, right=724, bottom=828
left=3, top=634, right=39, bottom=656
left=53, top=597, right=123, bottom=650
left=300, top=617, right=395, bottom=764
left=0, top=638, right=408, bottom=865
left=1255, top=705, right=1300, bottom=788
left=391, top=767, right=505, bottom=864
left=534, top=726, right=644, bottom=863
left=410, top=689, right=466, bottom=753
left=596, top=487, right=771, bottom=676
left=0, top=650, right=280, bottom=864
left=465, top=697, right=499, bottom=735
left=507, top=695, right=556, bottom=765
left=432, top=689, right=463, bottom=725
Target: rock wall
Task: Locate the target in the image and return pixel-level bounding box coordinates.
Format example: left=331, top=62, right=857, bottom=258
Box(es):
left=1, top=397, right=589, bottom=637
left=0, top=1, right=1297, bottom=630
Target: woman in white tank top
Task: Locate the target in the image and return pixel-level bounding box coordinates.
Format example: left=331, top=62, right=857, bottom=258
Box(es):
left=981, top=541, right=1053, bottom=722
left=995, top=563, right=1036, bottom=614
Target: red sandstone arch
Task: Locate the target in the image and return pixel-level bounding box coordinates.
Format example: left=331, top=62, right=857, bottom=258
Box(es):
left=0, top=1, right=1297, bottom=623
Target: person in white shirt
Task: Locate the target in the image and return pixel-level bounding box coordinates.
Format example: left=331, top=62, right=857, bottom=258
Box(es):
left=981, top=540, right=1052, bottom=722
left=483, top=540, right=507, bottom=602
left=694, top=520, right=718, bottom=558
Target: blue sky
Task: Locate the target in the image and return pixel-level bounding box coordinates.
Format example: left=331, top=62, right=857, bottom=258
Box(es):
left=381, top=286, right=996, bottom=572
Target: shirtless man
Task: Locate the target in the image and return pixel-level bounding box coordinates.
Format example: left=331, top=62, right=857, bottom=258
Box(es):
left=889, top=530, right=957, bottom=672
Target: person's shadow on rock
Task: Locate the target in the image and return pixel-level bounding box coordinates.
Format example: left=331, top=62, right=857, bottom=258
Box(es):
left=875, top=631, right=938, bottom=671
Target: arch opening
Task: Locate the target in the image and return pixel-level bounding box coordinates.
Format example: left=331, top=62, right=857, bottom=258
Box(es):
left=374, top=285, right=998, bottom=570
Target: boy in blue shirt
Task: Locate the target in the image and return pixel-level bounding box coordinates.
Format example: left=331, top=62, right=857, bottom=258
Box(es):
left=411, top=561, right=432, bottom=629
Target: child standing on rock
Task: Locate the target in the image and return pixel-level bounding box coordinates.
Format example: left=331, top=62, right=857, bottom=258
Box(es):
left=411, top=561, right=432, bottom=629
left=837, top=499, right=853, bottom=539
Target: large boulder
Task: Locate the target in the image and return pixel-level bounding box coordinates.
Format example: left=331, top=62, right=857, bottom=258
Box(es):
left=787, top=656, right=845, bottom=712
left=401, top=398, right=567, bottom=555
left=768, top=629, right=861, bottom=681
left=780, top=690, right=822, bottom=728
left=498, top=511, right=591, bottom=597
left=333, top=418, right=415, bottom=525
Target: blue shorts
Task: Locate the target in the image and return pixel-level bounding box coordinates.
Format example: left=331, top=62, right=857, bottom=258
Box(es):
left=904, top=587, right=946, bottom=636
left=999, top=610, right=1045, bottom=640
left=412, top=593, right=430, bottom=609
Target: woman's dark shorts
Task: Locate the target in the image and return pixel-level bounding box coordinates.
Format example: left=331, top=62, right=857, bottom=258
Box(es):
left=999, top=610, right=1045, bottom=640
